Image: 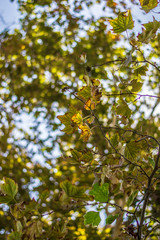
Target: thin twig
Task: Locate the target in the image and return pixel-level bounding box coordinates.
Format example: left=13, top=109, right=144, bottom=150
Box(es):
left=144, top=224, right=160, bottom=239
left=104, top=92, right=160, bottom=99
left=138, top=146, right=160, bottom=239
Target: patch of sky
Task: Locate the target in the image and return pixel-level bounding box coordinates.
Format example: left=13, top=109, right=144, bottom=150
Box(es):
left=0, top=0, right=20, bottom=33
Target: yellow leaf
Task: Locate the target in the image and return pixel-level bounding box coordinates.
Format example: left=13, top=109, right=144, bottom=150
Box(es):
left=91, top=79, right=101, bottom=87
left=85, top=99, right=95, bottom=110
left=71, top=112, right=83, bottom=125
left=139, top=0, right=158, bottom=12
left=87, top=116, right=95, bottom=124
left=79, top=124, right=91, bottom=142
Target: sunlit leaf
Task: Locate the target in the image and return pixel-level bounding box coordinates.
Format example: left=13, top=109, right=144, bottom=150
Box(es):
left=139, top=0, right=158, bottom=12
left=84, top=211, right=101, bottom=226
left=110, top=10, right=134, bottom=33
left=0, top=178, right=18, bottom=199
left=79, top=124, right=92, bottom=142
left=91, top=78, right=101, bottom=87
left=85, top=99, right=96, bottom=110
left=71, top=112, right=83, bottom=125
left=77, top=86, right=91, bottom=102
left=89, top=183, right=109, bottom=202
left=87, top=116, right=95, bottom=124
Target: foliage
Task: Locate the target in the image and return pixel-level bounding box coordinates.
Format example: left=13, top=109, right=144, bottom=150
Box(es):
left=0, top=0, right=160, bottom=239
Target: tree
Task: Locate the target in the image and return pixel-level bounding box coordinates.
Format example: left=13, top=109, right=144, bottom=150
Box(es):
left=0, top=0, right=160, bottom=239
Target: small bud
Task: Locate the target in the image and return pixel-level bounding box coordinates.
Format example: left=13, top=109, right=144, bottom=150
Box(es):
left=79, top=52, right=87, bottom=64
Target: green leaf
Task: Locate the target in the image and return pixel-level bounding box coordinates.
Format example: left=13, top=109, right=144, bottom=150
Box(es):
left=8, top=231, right=22, bottom=240
left=138, top=18, right=160, bottom=43
left=110, top=133, right=119, bottom=147
left=81, top=150, right=93, bottom=162
left=125, top=141, right=141, bottom=160
left=148, top=157, right=155, bottom=168
left=127, top=190, right=138, bottom=207
left=110, top=10, right=134, bottom=33
left=139, top=0, right=158, bottom=12
left=24, top=220, right=43, bottom=239
left=116, top=100, right=132, bottom=118
left=129, top=79, right=143, bottom=92
left=39, top=190, right=50, bottom=203
left=71, top=149, right=83, bottom=161
left=77, top=86, right=91, bottom=102
left=106, top=214, right=119, bottom=224
left=60, top=180, right=86, bottom=198
left=89, top=183, right=109, bottom=202
left=84, top=211, right=101, bottom=227
left=0, top=195, right=13, bottom=204
left=0, top=178, right=18, bottom=199
left=57, top=106, right=78, bottom=134
left=16, top=221, right=23, bottom=233
left=134, top=65, right=148, bottom=76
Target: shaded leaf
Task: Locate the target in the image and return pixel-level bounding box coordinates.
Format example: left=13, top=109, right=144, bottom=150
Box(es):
left=110, top=133, right=119, bottom=147
left=138, top=18, right=160, bottom=43
left=79, top=52, right=87, bottom=64
left=0, top=195, right=13, bottom=204
left=148, top=157, right=155, bottom=168
left=39, top=190, right=50, bottom=203
left=116, top=100, right=132, bottom=118
left=81, top=151, right=93, bottom=162
left=129, top=79, right=143, bottom=92
left=60, top=180, right=86, bottom=199
left=71, top=149, right=83, bottom=161
left=91, top=86, right=102, bottom=102
left=134, top=65, right=148, bottom=76
left=125, top=141, right=141, bottom=160
left=8, top=231, right=22, bottom=240
left=24, top=220, right=43, bottom=240
left=127, top=190, right=138, bottom=207
left=57, top=107, right=77, bottom=134
left=106, top=214, right=119, bottom=224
